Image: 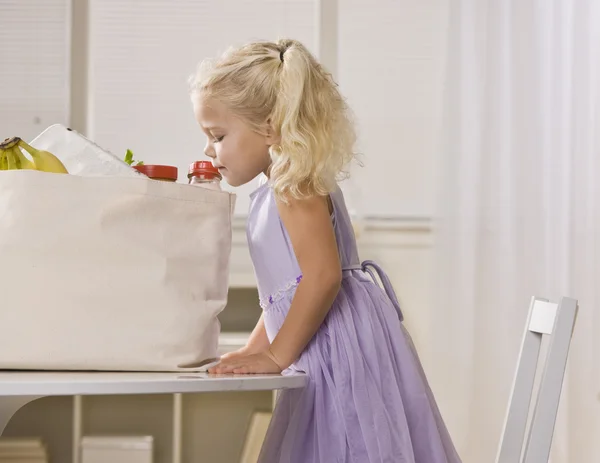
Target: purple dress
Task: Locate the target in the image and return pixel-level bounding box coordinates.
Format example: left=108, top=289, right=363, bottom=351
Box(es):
left=247, top=180, right=462, bottom=463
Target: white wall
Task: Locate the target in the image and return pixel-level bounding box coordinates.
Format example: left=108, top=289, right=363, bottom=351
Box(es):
left=0, top=0, right=448, bottom=220
left=84, top=0, right=318, bottom=215
left=0, top=0, right=71, bottom=142
left=338, top=0, right=448, bottom=219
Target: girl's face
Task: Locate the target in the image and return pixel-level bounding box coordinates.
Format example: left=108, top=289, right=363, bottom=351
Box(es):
left=194, top=96, right=273, bottom=187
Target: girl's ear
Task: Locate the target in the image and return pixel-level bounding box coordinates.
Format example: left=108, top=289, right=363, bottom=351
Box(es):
left=264, top=119, right=281, bottom=145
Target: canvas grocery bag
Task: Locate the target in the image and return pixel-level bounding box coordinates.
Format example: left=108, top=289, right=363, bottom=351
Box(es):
left=0, top=170, right=235, bottom=371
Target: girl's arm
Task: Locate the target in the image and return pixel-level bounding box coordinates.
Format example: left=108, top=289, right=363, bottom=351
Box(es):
left=267, top=195, right=341, bottom=369
left=219, top=313, right=269, bottom=361
left=209, top=194, right=341, bottom=374
left=244, top=313, right=270, bottom=353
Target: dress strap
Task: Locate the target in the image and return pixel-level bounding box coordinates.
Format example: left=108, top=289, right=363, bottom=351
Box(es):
left=360, top=260, right=404, bottom=321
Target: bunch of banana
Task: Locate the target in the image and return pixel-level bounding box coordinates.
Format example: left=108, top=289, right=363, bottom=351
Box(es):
left=0, top=137, right=68, bottom=174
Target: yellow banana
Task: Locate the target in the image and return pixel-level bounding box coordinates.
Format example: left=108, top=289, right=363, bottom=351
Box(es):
left=0, top=137, right=69, bottom=174
left=0, top=137, right=19, bottom=150
left=0, top=149, right=7, bottom=170
left=17, top=139, right=68, bottom=174
left=0, top=137, right=29, bottom=171
left=5, top=148, right=17, bottom=169
left=0, top=137, right=18, bottom=170
left=12, top=146, right=36, bottom=170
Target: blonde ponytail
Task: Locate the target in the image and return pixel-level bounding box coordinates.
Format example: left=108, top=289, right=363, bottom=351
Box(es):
left=190, top=39, right=356, bottom=200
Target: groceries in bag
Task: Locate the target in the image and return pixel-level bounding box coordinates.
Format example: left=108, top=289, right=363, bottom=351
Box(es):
left=0, top=126, right=235, bottom=371
left=0, top=137, right=68, bottom=173
left=188, top=161, right=222, bottom=190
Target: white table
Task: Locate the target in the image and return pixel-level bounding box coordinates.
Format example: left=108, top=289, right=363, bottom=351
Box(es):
left=0, top=371, right=307, bottom=435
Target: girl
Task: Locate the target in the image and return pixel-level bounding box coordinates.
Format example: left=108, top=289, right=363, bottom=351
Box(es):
left=191, top=39, right=461, bottom=463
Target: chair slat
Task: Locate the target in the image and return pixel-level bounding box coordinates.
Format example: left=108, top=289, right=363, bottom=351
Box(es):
left=496, top=296, right=578, bottom=463
left=529, top=301, right=558, bottom=335
left=523, top=297, right=578, bottom=463
left=496, top=297, right=543, bottom=463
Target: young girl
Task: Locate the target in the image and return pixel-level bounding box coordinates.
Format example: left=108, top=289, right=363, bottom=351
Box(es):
left=191, top=39, right=461, bottom=463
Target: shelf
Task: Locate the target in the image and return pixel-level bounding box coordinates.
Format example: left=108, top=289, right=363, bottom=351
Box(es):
left=181, top=391, right=273, bottom=463
left=82, top=394, right=174, bottom=463
left=1, top=396, right=73, bottom=463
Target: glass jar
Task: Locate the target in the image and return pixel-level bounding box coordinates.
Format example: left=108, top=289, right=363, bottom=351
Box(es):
left=188, top=161, right=222, bottom=190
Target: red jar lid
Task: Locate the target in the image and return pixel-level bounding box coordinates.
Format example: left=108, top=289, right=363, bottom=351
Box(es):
left=188, top=161, right=221, bottom=179
left=133, top=164, right=178, bottom=181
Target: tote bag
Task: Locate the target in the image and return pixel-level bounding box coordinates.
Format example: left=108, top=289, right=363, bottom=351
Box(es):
left=0, top=170, right=235, bottom=371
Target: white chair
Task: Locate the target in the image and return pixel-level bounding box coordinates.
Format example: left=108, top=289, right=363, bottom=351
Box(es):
left=495, top=296, right=579, bottom=463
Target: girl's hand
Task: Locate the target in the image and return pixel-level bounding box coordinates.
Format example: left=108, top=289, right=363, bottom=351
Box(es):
left=219, top=347, right=250, bottom=363
left=208, top=350, right=282, bottom=375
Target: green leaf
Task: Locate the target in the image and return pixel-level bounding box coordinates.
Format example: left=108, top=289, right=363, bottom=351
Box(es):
left=136, top=160, right=144, bottom=166
left=124, top=149, right=134, bottom=165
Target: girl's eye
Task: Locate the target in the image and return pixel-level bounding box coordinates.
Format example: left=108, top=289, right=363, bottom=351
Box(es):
left=213, top=136, right=224, bottom=143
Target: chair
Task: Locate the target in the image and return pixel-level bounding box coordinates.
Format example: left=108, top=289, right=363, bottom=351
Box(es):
left=496, top=296, right=579, bottom=463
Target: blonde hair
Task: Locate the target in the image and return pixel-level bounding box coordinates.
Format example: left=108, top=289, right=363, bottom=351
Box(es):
left=190, top=39, right=356, bottom=200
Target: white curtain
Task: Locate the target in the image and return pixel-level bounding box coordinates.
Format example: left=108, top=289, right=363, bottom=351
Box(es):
left=431, top=1, right=600, bottom=462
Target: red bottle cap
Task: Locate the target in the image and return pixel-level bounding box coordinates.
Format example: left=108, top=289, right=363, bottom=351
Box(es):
left=188, top=161, right=221, bottom=179
left=133, top=164, right=178, bottom=181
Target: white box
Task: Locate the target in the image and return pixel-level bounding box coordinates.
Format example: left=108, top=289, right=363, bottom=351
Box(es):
left=81, top=436, right=153, bottom=463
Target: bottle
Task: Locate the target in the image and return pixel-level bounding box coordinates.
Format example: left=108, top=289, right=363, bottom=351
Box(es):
left=188, top=161, right=222, bottom=190
left=133, top=164, right=178, bottom=182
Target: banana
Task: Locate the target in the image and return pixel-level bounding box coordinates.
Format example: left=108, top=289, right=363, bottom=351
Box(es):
left=0, top=149, right=7, bottom=170
left=0, top=137, right=69, bottom=173
left=0, top=137, right=19, bottom=151
left=17, top=139, right=68, bottom=174
left=5, top=148, right=17, bottom=169
left=0, top=137, right=28, bottom=171
left=12, top=146, right=36, bottom=170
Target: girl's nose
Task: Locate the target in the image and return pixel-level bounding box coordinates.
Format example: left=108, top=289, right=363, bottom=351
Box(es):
left=204, top=142, right=215, bottom=158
